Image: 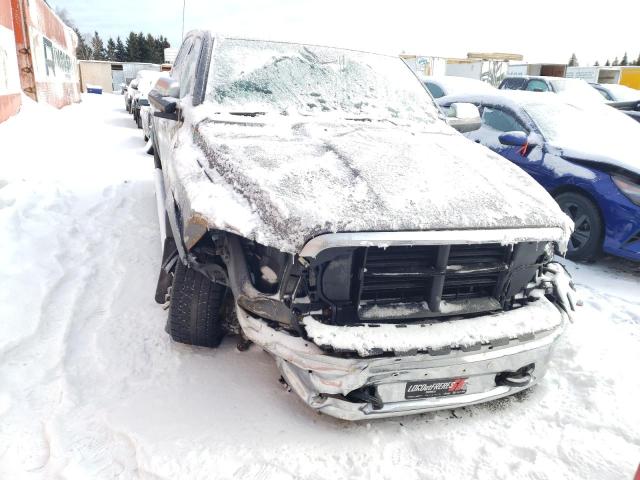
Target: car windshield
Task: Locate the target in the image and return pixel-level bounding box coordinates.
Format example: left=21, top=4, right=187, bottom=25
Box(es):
left=549, top=78, right=606, bottom=104
left=524, top=101, right=640, bottom=145
left=603, top=84, right=640, bottom=102
left=206, top=38, right=440, bottom=124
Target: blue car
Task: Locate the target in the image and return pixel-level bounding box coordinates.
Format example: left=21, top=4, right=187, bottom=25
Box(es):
left=438, top=91, right=640, bottom=261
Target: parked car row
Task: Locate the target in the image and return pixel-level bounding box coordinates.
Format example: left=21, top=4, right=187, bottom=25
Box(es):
left=497, top=75, right=640, bottom=122
left=123, top=70, right=162, bottom=133
left=117, top=32, right=588, bottom=421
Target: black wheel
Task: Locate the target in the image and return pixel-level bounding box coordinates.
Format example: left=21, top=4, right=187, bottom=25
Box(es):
left=137, top=113, right=142, bottom=129
left=167, top=261, right=228, bottom=347
left=555, top=192, right=603, bottom=261
left=144, top=134, right=149, bottom=141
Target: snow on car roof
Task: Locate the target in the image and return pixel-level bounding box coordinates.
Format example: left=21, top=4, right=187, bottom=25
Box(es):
left=440, top=90, right=566, bottom=109
left=598, top=83, right=640, bottom=102
left=423, top=75, right=496, bottom=96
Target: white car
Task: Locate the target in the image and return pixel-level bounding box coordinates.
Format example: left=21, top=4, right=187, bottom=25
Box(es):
left=131, top=70, right=162, bottom=128
left=124, top=79, right=138, bottom=113
left=423, top=75, right=496, bottom=99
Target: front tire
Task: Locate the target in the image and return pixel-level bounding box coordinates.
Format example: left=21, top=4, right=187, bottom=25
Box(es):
left=167, top=261, right=228, bottom=348
left=555, top=192, right=603, bottom=261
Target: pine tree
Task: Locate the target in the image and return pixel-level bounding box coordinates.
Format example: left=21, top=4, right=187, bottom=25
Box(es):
left=115, top=37, right=127, bottom=62
left=635, top=52, right=640, bottom=66
left=146, top=33, right=157, bottom=63
left=612, top=57, right=619, bottom=66
left=106, top=38, right=116, bottom=61
left=620, top=52, right=628, bottom=66
left=568, top=53, right=578, bottom=67
left=594, top=61, right=600, bottom=67
left=137, top=32, right=149, bottom=62
left=126, top=32, right=139, bottom=62
left=91, top=31, right=106, bottom=60
left=159, top=36, right=170, bottom=62
left=605, top=59, right=611, bottom=66
left=74, top=27, right=92, bottom=60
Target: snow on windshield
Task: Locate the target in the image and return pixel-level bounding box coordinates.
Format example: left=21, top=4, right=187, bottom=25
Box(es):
left=207, top=38, right=440, bottom=123
left=549, top=78, right=606, bottom=104
left=604, top=84, right=640, bottom=102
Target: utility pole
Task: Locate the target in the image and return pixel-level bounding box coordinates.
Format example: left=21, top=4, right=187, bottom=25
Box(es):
left=181, top=0, right=186, bottom=40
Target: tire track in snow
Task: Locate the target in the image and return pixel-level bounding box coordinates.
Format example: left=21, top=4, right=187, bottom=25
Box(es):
left=0, top=190, right=108, bottom=475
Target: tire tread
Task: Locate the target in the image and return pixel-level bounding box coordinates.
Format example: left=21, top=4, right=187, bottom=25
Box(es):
left=168, top=262, right=226, bottom=347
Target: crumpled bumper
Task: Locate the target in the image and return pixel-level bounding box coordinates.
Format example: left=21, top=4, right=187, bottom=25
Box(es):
left=236, top=298, right=567, bottom=421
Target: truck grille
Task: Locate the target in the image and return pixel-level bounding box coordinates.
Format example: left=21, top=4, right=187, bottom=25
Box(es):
left=360, top=246, right=439, bottom=303
left=308, top=241, right=547, bottom=326
left=442, top=244, right=508, bottom=301
left=359, top=243, right=509, bottom=312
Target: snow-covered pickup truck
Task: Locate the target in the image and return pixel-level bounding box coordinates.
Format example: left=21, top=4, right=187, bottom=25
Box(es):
left=148, top=32, right=577, bottom=420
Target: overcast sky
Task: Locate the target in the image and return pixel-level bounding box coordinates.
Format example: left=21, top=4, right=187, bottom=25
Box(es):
left=51, top=0, right=639, bottom=65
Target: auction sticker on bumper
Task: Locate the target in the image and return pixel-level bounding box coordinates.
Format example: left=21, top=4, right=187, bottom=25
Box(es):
left=405, top=378, right=467, bottom=399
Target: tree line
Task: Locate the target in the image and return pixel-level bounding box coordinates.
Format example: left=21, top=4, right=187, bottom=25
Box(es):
left=77, top=31, right=170, bottom=64
left=569, top=52, right=640, bottom=67
left=56, top=8, right=170, bottom=64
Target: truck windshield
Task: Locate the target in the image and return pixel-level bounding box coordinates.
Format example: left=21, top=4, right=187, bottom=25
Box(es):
left=206, top=38, right=440, bottom=124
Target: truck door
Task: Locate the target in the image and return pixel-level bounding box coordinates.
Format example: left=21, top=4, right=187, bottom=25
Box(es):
left=155, top=36, right=203, bottom=165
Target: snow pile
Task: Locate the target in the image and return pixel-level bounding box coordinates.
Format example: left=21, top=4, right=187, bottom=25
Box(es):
left=0, top=94, right=639, bottom=479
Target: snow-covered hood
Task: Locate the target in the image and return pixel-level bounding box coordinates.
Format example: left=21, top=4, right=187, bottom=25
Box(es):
left=549, top=140, right=640, bottom=176
left=173, top=114, right=571, bottom=253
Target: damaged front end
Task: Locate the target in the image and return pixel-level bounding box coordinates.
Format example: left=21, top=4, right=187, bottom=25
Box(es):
left=180, top=228, right=576, bottom=420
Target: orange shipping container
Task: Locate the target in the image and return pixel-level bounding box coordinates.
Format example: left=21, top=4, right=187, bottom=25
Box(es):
left=619, top=67, right=640, bottom=90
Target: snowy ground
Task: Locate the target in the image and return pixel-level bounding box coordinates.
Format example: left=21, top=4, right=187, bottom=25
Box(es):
left=0, top=94, right=639, bottom=479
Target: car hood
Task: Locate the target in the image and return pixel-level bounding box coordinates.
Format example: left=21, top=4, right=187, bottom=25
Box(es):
left=549, top=137, right=640, bottom=176
left=170, top=114, right=571, bottom=254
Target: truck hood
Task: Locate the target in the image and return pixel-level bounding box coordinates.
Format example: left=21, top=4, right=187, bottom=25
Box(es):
left=171, top=114, right=571, bottom=254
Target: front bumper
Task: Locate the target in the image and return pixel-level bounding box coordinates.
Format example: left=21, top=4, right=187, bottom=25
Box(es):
left=236, top=299, right=567, bottom=421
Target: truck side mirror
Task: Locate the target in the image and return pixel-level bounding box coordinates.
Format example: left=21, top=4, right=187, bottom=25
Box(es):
left=150, top=77, right=181, bottom=121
